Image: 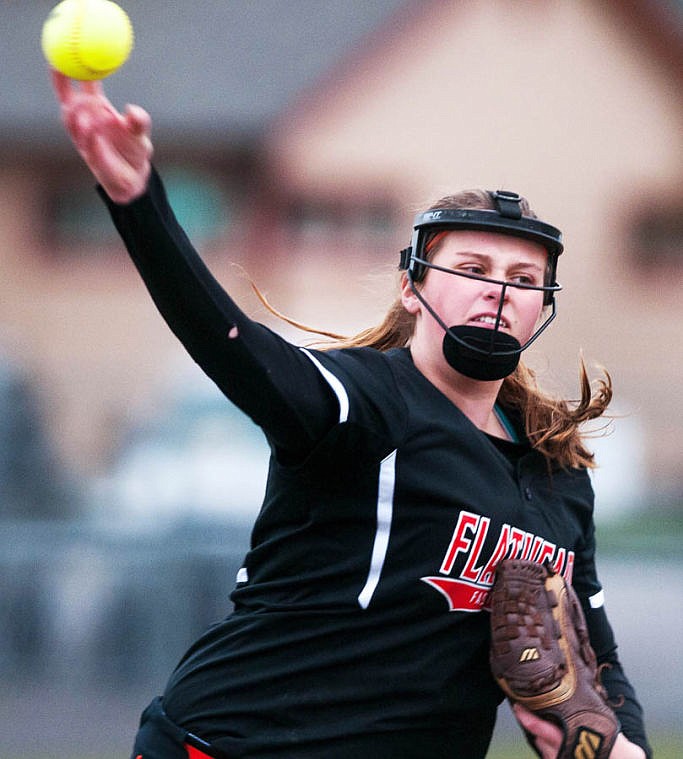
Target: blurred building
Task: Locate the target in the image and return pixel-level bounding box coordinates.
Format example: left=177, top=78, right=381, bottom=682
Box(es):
left=1, top=0, right=682, bottom=511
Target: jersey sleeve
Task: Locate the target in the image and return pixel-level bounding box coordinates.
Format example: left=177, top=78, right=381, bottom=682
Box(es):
left=584, top=605, right=652, bottom=758
left=98, top=168, right=339, bottom=462
left=571, top=499, right=652, bottom=757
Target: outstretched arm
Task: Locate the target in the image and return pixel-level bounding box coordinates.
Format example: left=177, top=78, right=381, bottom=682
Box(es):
left=50, top=69, right=152, bottom=204
left=50, top=69, right=339, bottom=460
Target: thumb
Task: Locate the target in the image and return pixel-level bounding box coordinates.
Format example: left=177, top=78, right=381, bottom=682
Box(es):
left=123, top=104, right=152, bottom=136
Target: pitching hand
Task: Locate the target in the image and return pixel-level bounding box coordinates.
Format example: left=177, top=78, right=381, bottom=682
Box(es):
left=50, top=69, right=152, bottom=204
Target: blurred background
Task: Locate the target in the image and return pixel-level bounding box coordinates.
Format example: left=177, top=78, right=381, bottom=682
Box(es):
left=1, top=1, right=682, bottom=757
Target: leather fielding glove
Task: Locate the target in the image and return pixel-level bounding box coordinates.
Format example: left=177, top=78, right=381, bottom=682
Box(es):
left=489, top=559, right=619, bottom=759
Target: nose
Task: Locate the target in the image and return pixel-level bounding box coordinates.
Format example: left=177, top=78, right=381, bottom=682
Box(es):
left=483, top=279, right=509, bottom=303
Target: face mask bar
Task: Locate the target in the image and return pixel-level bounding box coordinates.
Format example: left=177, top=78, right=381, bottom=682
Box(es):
left=406, top=264, right=559, bottom=357
left=408, top=255, right=563, bottom=305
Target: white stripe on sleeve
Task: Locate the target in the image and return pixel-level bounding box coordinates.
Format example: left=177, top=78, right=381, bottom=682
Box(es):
left=299, top=348, right=349, bottom=423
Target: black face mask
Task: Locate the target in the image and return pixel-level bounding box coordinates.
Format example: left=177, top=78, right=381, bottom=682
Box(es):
left=442, top=325, right=521, bottom=381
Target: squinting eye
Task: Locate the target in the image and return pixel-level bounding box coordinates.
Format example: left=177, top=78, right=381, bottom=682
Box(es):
left=462, top=265, right=485, bottom=275
left=511, top=274, right=539, bottom=286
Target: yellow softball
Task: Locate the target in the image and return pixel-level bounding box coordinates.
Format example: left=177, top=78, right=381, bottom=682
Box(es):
left=41, top=0, right=134, bottom=81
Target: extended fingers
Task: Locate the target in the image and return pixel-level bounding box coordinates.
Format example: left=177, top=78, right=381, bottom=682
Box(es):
left=103, top=104, right=153, bottom=170
left=56, top=79, right=117, bottom=144
left=88, top=133, right=151, bottom=203
left=64, top=98, right=120, bottom=154
left=49, top=69, right=149, bottom=152
left=119, top=104, right=154, bottom=165
left=50, top=69, right=73, bottom=105
left=124, top=104, right=152, bottom=136
left=49, top=69, right=152, bottom=203
left=50, top=69, right=105, bottom=106
left=81, top=80, right=105, bottom=97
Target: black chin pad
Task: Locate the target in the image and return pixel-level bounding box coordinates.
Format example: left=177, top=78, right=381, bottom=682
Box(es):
left=442, top=325, right=521, bottom=381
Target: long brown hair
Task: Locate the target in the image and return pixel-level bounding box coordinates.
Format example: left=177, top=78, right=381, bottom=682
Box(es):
left=253, top=189, right=612, bottom=469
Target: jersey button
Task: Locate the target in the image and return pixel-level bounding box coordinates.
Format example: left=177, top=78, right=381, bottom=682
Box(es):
left=524, top=486, right=533, bottom=501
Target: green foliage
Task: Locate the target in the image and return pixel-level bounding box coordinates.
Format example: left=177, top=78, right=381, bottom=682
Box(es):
left=487, top=732, right=683, bottom=758
left=596, top=506, right=683, bottom=557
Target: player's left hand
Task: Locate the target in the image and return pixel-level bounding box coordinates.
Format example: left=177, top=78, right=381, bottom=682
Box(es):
left=512, top=705, right=646, bottom=758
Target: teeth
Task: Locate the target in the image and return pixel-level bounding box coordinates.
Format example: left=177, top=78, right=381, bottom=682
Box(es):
left=474, top=316, right=500, bottom=326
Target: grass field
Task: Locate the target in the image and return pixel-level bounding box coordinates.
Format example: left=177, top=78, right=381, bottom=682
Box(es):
left=486, top=732, right=683, bottom=758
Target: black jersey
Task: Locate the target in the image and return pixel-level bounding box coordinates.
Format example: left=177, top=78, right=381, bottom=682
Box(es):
left=103, top=170, right=650, bottom=758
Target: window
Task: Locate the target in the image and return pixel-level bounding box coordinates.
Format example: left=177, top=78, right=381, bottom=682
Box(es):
left=285, top=196, right=398, bottom=251
left=162, top=167, right=234, bottom=247
left=52, top=185, right=119, bottom=251
left=47, top=164, right=237, bottom=256
left=631, top=205, right=683, bottom=270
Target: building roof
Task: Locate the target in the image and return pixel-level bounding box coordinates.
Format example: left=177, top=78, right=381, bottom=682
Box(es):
left=5, top=0, right=682, bottom=155
left=7, top=0, right=412, bottom=151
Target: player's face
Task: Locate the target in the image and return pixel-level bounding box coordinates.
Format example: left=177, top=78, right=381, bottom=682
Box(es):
left=404, top=230, right=548, bottom=359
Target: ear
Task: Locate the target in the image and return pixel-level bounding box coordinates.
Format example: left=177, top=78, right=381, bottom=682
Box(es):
left=400, top=273, right=421, bottom=315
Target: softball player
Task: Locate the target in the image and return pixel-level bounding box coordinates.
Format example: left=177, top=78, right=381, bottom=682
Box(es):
left=52, top=73, right=650, bottom=759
